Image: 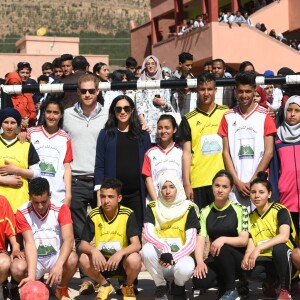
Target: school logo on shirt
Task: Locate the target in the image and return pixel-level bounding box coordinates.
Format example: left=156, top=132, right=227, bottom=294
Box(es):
left=34, top=140, right=40, bottom=145
left=238, top=138, right=254, bottom=159
left=160, top=237, right=182, bottom=253
left=98, top=241, right=121, bottom=256
left=217, top=215, right=227, bottom=219
left=201, top=134, right=222, bottom=155
left=196, top=121, right=202, bottom=126
left=39, top=156, right=58, bottom=177
left=36, top=238, right=57, bottom=258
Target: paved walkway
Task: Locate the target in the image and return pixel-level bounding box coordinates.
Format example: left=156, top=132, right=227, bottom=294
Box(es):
left=5, top=271, right=300, bottom=299
left=47, top=271, right=300, bottom=300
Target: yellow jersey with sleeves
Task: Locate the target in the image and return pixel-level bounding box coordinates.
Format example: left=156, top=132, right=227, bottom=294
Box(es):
left=199, top=200, right=249, bottom=242
left=0, top=136, right=40, bottom=213
left=178, top=105, right=228, bottom=188
left=81, top=205, right=140, bottom=258
left=144, top=201, right=200, bottom=252
left=249, top=202, right=297, bottom=257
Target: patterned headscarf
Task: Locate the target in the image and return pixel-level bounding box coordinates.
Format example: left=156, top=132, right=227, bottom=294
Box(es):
left=140, top=55, right=163, bottom=81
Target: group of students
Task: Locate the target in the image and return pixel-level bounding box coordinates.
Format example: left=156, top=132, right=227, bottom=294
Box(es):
left=0, top=64, right=300, bottom=300
left=1, top=168, right=300, bottom=300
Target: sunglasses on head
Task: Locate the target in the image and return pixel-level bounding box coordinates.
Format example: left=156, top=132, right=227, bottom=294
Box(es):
left=114, top=106, right=132, bottom=113
left=79, top=88, right=97, bottom=95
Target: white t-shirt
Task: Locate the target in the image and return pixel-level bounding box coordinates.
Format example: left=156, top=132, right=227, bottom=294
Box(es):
left=27, top=126, right=73, bottom=202
left=142, top=143, right=183, bottom=197
left=16, top=201, right=72, bottom=261
left=218, top=104, right=276, bottom=208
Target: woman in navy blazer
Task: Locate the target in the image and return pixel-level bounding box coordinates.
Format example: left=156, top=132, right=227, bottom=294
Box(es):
left=94, top=95, right=151, bottom=230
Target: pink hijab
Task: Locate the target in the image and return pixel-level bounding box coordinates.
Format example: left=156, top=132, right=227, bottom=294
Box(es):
left=140, top=55, right=163, bottom=81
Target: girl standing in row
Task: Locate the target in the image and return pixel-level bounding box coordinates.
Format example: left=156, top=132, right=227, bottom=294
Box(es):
left=142, top=115, right=182, bottom=201
left=0, top=108, right=40, bottom=213
left=27, top=98, right=73, bottom=205
left=272, top=95, right=300, bottom=235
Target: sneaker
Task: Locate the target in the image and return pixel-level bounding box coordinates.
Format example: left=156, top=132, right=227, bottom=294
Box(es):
left=96, top=283, right=114, bottom=300
left=172, top=284, right=186, bottom=300
left=79, top=280, right=95, bottom=295
left=121, top=284, right=136, bottom=299
left=277, top=289, right=292, bottom=300
left=116, top=279, right=139, bottom=295
left=263, top=280, right=278, bottom=298
left=94, top=282, right=100, bottom=292
left=193, top=288, right=207, bottom=296
left=55, top=286, right=71, bottom=300
left=219, top=289, right=240, bottom=300
left=154, top=285, right=168, bottom=300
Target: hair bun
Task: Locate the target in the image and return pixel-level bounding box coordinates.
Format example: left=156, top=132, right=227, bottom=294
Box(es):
left=256, top=171, right=268, bottom=181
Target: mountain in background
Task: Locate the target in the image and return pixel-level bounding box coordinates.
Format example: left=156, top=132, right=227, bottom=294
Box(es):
left=0, top=0, right=149, bottom=36
left=0, top=0, right=150, bottom=64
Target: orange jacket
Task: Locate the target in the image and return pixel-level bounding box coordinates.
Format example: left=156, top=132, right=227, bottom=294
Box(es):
left=5, top=72, right=36, bottom=127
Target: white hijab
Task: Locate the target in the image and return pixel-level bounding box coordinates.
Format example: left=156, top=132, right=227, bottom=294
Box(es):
left=155, top=171, right=194, bottom=230
left=277, top=95, right=300, bottom=143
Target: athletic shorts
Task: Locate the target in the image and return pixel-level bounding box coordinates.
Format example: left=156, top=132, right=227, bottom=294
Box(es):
left=101, top=256, right=126, bottom=279
left=193, top=185, right=214, bottom=209
left=36, top=252, right=60, bottom=280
